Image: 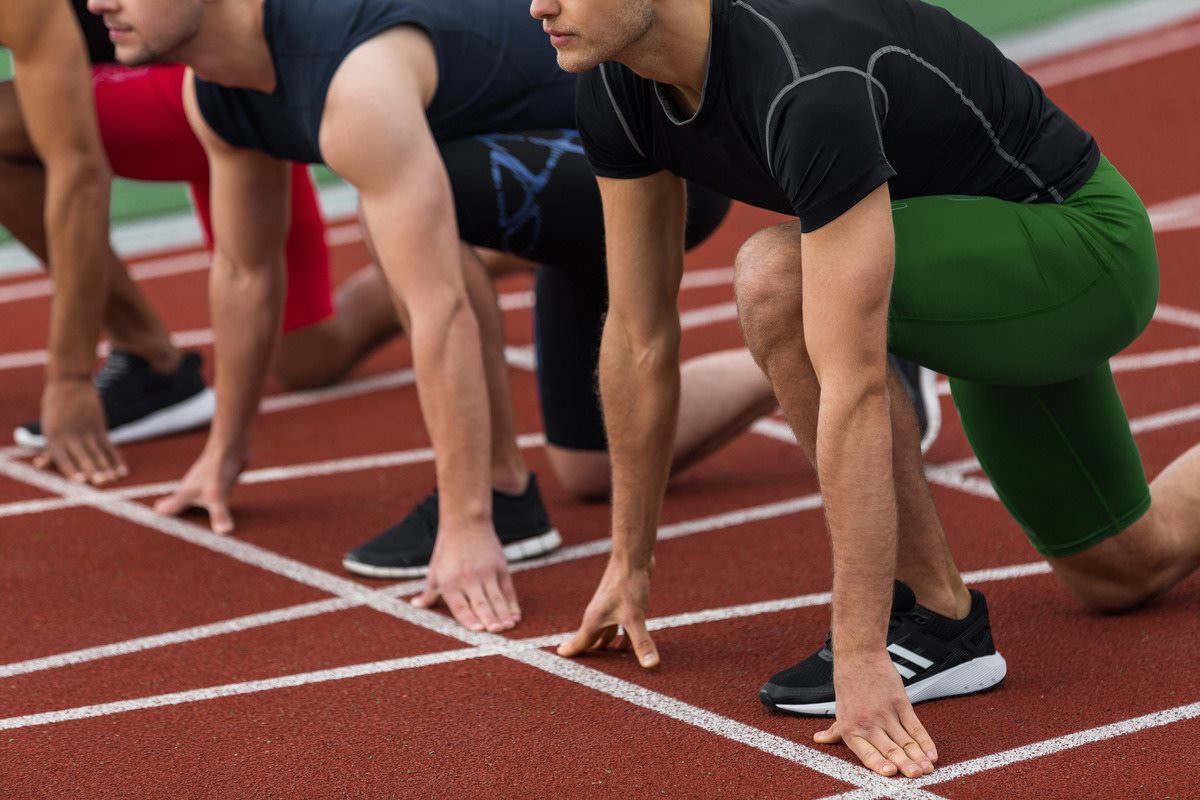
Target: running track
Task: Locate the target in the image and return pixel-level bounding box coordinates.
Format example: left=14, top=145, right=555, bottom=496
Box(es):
left=2, top=18, right=1200, bottom=799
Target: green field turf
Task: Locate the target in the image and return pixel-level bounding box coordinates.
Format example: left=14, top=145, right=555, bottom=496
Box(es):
left=0, top=0, right=1126, bottom=242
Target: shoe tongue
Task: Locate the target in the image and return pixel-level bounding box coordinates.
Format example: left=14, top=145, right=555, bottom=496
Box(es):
left=892, top=581, right=917, bottom=614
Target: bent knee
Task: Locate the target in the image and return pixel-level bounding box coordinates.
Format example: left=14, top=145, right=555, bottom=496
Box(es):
left=1049, top=539, right=1179, bottom=614
left=545, top=446, right=611, bottom=501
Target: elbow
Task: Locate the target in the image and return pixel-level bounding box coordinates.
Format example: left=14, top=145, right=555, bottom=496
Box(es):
left=603, top=309, right=681, bottom=371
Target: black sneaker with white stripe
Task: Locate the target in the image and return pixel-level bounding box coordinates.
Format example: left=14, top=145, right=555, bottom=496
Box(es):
left=13, top=349, right=215, bottom=449
left=342, top=473, right=562, bottom=578
left=759, top=581, right=1006, bottom=716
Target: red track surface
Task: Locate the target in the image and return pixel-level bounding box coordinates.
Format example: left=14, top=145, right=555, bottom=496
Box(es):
left=3, top=20, right=1200, bottom=799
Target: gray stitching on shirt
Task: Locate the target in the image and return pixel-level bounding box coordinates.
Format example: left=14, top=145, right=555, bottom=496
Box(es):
left=733, top=0, right=799, bottom=80
left=600, top=63, right=646, bottom=159
left=763, top=67, right=890, bottom=175
left=867, top=46, right=1063, bottom=203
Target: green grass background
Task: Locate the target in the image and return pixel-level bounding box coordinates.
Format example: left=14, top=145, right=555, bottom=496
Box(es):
left=0, top=0, right=1124, bottom=240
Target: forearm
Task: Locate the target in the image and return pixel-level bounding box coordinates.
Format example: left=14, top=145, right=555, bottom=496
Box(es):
left=206, top=254, right=286, bottom=456
left=408, top=295, right=492, bottom=529
left=44, top=162, right=113, bottom=381
left=817, top=379, right=897, bottom=656
left=600, top=313, right=682, bottom=569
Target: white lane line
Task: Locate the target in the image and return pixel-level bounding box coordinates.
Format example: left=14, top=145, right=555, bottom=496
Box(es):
left=936, top=339, right=1200, bottom=397
left=2, top=561, right=1057, bottom=798
left=826, top=700, right=1200, bottom=800
left=0, top=455, right=909, bottom=794
left=0, top=646, right=494, bottom=732
left=0, top=250, right=213, bottom=302
left=1029, top=17, right=1200, bottom=89
left=1154, top=303, right=1200, bottom=331
left=0, top=266, right=738, bottom=376
left=0, top=467, right=825, bottom=677
left=751, top=417, right=797, bottom=444
left=0, top=435, right=546, bottom=519
left=0, top=597, right=355, bottom=679
left=915, top=401, right=1200, bottom=493
left=1148, top=192, right=1200, bottom=234
left=5, top=388, right=1198, bottom=523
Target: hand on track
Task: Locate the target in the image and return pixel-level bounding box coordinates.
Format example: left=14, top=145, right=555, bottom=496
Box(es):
left=36, top=378, right=127, bottom=485
left=412, top=525, right=521, bottom=633
left=154, top=447, right=246, bottom=535
left=558, top=557, right=658, bottom=668
left=814, top=651, right=937, bottom=778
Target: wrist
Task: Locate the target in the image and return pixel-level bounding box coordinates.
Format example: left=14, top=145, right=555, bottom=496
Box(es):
left=608, top=545, right=653, bottom=573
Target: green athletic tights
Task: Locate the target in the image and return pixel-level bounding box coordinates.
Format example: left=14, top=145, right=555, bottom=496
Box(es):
left=888, top=157, right=1159, bottom=556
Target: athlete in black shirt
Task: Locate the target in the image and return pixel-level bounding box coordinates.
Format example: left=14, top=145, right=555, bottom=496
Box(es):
left=535, top=0, right=1200, bottom=779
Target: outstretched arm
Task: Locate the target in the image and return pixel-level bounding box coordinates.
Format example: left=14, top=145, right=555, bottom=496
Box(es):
left=154, top=72, right=290, bottom=533
left=6, top=2, right=125, bottom=484
left=800, top=185, right=936, bottom=778
left=321, top=28, right=518, bottom=633
left=558, top=171, right=687, bottom=667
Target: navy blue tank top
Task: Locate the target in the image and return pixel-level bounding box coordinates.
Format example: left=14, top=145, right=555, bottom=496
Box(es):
left=195, top=0, right=576, bottom=164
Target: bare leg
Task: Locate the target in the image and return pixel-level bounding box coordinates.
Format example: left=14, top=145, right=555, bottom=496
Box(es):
left=733, top=221, right=969, bottom=618
left=1050, top=443, right=1200, bottom=612
left=545, top=347, right=778, bottom=499
left=273, top=264, right=403, bottom=390
left=0, top=81, right=177, bottom=371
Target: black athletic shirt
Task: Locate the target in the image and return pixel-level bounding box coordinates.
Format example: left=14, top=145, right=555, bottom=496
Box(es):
left=71, top=0, right=115, bottom=64
left=579, top=0, right=1100, bottom=232
left=195, top=0, right=575, bottom=164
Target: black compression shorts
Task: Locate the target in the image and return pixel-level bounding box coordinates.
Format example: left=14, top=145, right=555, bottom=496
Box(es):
left=440, top=130, right=730, bottom=450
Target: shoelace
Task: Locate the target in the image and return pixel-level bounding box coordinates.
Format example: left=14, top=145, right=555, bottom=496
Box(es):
left=94, top=351, right=136, bottom=392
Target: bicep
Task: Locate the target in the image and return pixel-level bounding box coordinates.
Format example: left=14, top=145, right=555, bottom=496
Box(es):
left=597, top=172, right=687, bottom=336
left=800, top=183, right=895, bottom=375
left=320, top=36, right=462, bottom=303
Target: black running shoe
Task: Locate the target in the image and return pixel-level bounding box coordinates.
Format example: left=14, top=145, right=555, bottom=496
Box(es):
left=342, top=473, right=562, bottom=578
left=889, top=354, right=942, bottom=454
left=13, top=349, right=215, bottom=449
left=759, top=581, right=1006, bottom=716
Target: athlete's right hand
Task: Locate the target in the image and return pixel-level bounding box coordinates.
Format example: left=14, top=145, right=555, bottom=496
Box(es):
left=35, top=377, right=127, bottom=485
left=154, top=447, right=246, bottom=535
left=413, top=523, right=522, bottom=633
left=558, top=556, right=658, bottom=668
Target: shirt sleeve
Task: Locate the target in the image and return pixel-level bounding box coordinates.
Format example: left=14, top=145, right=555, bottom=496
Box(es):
left=575, top=64, right=661, bottom=180
left=767, top=70, right=895, bottom=232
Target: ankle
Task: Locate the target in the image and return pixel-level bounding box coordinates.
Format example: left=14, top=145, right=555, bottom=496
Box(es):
left=492, top=466, right=530, bottom=497
left=912, top=583, right=972, bottom=620
left=111, top=342, right=181, bottom=374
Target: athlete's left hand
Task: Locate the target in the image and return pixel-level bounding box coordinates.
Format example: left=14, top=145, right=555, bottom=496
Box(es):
left=814, top=649, right=937, bottom=778
left=558, top=556, right=659, bottom=668
left=154, top=447, right=246, bottom=535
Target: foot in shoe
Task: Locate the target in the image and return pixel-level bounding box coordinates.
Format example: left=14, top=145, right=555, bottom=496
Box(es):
left=342, top=473, right=562, bottom=578
left=759, top=580, right=1006, bottom=716
left=13, top=349, right=214, bottom=448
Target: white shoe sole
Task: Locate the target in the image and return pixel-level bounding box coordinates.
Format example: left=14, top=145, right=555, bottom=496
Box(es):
left=13, top=388, right=216, bottom=449
left=772, top=652, right=1007, bottom=716
left=342, top=528, right=563, bottom=579
left=918, top=366, right=942, bottom=454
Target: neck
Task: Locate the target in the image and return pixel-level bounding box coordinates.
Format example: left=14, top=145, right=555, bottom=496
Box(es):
left=617, top=0, right=711, bottom=108
left=178, top=0, right=277, bottom=93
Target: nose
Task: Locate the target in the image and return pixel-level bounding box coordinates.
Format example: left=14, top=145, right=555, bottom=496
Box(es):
left=529, top=0, right=560, bottom=21
left=87, top=0, right=115, bottom=15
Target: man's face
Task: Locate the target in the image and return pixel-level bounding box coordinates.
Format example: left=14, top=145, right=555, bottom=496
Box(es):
left=87, top=0, right=204, bottom=67
left=530, top=0, right=653, bottom=72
